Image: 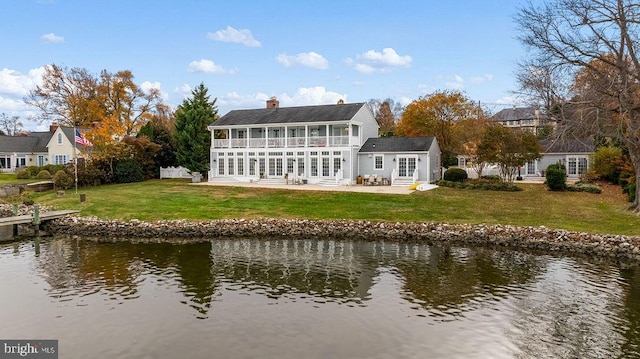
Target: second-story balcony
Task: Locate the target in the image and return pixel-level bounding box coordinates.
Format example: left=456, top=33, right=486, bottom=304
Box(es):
left=214, top=135, right=351, bottom=149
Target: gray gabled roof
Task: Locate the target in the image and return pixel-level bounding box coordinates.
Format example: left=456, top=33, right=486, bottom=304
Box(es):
left=359, top=137, right=436, bottom=153
left=492, top=107, right=539, bottom=121
left=540, top=138, right=594, bottom=154
left=212, top=102, right=366, bottom=127
left=0, top=131, right=53, bottom=154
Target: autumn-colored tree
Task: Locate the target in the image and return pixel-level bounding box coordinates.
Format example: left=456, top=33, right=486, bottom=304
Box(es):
left=138, top=107, right=178, bottom=170
left=516, top=0, right=640, bottom=211
left=122, top=135, right=162, bottom=180
left=175, top=83, right=217, bottom=175
left=477, top=126, right=541, bottom=183
left=456, top=116, right=492, bottom=178
left=25, top=64, right=102, bottom=127
left=397, top=90, right=479, bottom=165
left=26, top=64, right=164, bottom=149
left=368, top=98, right=403, bottom=137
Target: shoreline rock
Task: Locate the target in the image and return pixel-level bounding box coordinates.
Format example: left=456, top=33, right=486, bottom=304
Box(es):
left=42, top=216, right=640, bottom=263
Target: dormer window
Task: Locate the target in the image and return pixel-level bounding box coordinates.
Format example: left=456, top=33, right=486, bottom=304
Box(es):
left=57, top=133, right=63, bottom=144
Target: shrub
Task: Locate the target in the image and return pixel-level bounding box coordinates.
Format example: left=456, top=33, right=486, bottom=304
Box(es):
left=114, top=158, right=143, bottom=183
left=435, top=179, right=522, bottom=191
left=545, top=163, right=567, bottom=191
left=443, top=167, right=468, bottom=182
left=16, top=169, right=31, bottom=179
left=590, top=146, right=623, bottom=183
left=36, top=170, right=52, bottom=180
left=73, top=159, right=113, bottom=186
left=625, top=182, right=636, bottom=203
left=567, top=182, right=602, bottom=194
left=480, top=175, right=502, bottom=183
left=53, top=170, right=73, bottom=190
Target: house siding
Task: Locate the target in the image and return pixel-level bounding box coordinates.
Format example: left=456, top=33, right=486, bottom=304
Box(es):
left=351, top=104, right=378, bottom=142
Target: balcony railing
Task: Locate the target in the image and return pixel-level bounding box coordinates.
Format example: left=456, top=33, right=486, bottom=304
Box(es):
left=213, top=135, right=350, bottom=149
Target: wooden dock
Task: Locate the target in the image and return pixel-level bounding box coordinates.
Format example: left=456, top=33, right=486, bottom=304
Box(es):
left=0, top=210, right=79, bottom=226
left=0, top=210, right=79, bottom=236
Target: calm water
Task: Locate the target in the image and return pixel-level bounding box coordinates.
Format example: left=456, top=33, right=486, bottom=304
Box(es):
left=1, top=237, right=639, bottom=359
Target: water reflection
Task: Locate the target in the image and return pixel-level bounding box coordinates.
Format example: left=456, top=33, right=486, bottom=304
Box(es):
left=2, top=237, right=638, bottom=358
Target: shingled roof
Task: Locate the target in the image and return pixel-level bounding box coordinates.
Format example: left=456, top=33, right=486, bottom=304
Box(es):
left=211, top=102, right=366, bottom=127
left=359, top=137, right=436, bottom=153
left=540, top=138, right=594, bottom=153
left=0, top=131, right=52, bottom=153
left=492, top=107, right=539, bottom=121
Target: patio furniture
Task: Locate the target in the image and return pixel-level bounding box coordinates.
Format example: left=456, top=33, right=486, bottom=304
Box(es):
left=367, top=175, right=376, bottom=186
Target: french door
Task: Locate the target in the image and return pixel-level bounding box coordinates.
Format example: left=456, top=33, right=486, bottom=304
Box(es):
left=397, top=157, right=417, bottom=178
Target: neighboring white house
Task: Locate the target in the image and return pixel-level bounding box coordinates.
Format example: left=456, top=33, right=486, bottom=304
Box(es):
left=458, top=138, right=594, bottom=180
left=0, top=124, right=91, bottom=173
left=208, top=98, right=441, bottom=186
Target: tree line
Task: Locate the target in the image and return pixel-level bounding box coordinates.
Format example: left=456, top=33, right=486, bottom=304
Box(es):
left=14, top=64, right=216, bottom=187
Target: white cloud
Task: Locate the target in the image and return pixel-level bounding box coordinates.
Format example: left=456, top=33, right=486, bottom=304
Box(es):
left=399, top=96, right=413, bottom=107
left=276, top=52, right=328, bottom=69
left=470, top=74, right=494, bottom=84
left=216, top=87, right=347, bottom=114
left=41, top=33, right=64, bottom=44
left=187, top=59, right=237, bottom=74
left=347, top=48, right=412, bottom=74
left=174, top=84, right=193, bottom=99
left=279, top=87, right=347, bottom=106
left=0, top=67, right=44, bottom=96
left=495, top=96, right=525, bottom=105
left=445, top=74, right=465, bottom=90
left=207, top=26, right=261, bottom=47
left=140, top=81, right=168, bottom=101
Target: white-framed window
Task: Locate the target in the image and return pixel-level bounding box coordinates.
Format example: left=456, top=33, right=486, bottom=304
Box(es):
left=37, top=155, right=47, bottom=166
left=0, top=156, right=11, bottom=169
left=374, top=155, right=383, bottom=170
left=567, top=156, right=588, bottom=176
left=53, top=154, right=68, bottom=165
left=237, top=157, right=244, bottom=176
left=57, top=133, right=63, bottom=144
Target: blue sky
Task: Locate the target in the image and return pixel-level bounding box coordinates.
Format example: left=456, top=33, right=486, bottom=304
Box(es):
left=1, top=0, right=533, bottom=131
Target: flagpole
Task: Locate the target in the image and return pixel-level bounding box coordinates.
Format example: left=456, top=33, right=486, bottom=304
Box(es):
left=73, top=125, right=78, bottom=194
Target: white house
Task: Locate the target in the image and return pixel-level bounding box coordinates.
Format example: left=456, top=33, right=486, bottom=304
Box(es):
left=0, top=124, right=91, bottom=172
left=208, top=98, right=441, bottom=186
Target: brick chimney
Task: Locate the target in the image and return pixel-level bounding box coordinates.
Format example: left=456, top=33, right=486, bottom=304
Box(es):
left=266, top=96, right=279, bottom=109
left=49, top=122, right=59, bottom=133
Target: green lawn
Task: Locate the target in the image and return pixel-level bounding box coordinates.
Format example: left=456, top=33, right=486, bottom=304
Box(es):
left=21, top=178, right=640, bottom=236
left=0, top=174, right=38, bottom=186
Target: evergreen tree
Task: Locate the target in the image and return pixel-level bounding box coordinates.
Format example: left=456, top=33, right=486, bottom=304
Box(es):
left=174, top=83, right=217, bottom=175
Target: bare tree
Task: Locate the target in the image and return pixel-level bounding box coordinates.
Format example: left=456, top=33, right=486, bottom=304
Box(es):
left=367, top=98, right=403, bottom=136
left=516, top=0, right=640, bottom=212
left=0, top=113, right=23, bottom=136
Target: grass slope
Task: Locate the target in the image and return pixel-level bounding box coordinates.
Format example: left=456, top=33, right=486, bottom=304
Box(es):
left=23, top=179, right=640, bottom=236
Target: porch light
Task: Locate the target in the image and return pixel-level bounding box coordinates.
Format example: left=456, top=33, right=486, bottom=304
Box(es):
left=213, top=159, right=217, bottom=162
left=393, top=158, right=396, bottom=162
left=342, top=158, right=346, bottom=162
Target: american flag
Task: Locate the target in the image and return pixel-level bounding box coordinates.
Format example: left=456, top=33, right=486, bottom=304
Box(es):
left=75, top=130, right=93, bottom=147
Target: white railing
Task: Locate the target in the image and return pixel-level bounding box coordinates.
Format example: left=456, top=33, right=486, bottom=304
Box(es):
left=328, top=136, right=349, bottom=146
left=214, top=136, right=350, bottom=148
left=391, top=169, right=397, bottom=185
left=160, top=166, right=192, bottom=179
left=412, top=169, right=419, bottom=184
left=286, top=137, right=307, bottom=147
left=335, top=169, right=343, bottom=184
